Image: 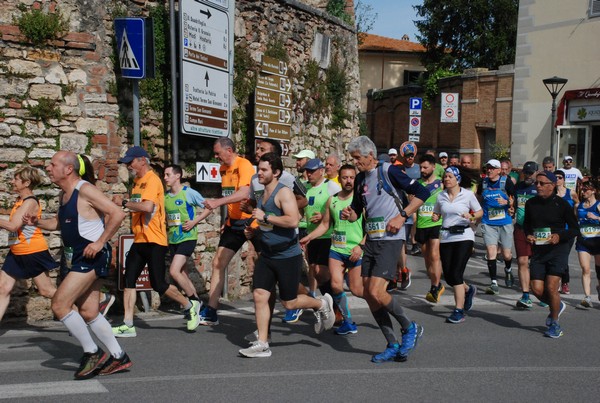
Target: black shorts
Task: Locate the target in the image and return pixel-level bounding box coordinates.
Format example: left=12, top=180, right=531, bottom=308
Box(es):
left=2, top=250, right=58, bottom=279
left=125, top=242, right=169, bottom=294
left=415, top=226, right=441, bottom=244
left=218, top=225, right=247, bottom=252
left=169, top=240, right=197, bottom=257
left=362, top=240, right=403, bottom=280
left=530, top=243, right=570, bottom=281
left=306, top=238, right=331, bottom=266
left=61, top=244, right=112, bottom=279
left=253, top=254, right=303, bottom=301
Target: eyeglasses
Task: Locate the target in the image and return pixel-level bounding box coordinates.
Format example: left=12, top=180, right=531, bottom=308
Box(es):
left=564, top=160, right=573, bottom=163
left=555, top=176, right=564, bottom=180
left=305, top=169, right=318, bottom=175
left=440, top=156, right=448, bottom=159
left=534, top=181, right=553, bottom=186
left=486, top=166, right=500, bottom=170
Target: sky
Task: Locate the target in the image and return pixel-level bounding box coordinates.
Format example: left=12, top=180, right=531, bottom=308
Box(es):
left=358, top=0, right=423, bottom=42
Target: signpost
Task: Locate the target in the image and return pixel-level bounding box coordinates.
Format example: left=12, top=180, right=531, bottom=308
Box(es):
left=196, top=162, right=222, bottom=183
left=254, top=55, right=292, bottom=141
left=441, top=92, right=459, bottom=123
left=180, top=0, right=233, bottom=138
left=408, top=97, right=422, bottom=142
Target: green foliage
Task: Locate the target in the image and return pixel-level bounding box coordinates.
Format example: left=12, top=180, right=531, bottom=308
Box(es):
left=326, top=0, right=353, bottom=25
left=264, top=38, right=289, bottom=63
left=414, top=0, right=518, bottom=71
left=107, top=80, right=118, bottom=97
left=13, top=4, right=69, bottom=47
left=27, top=98, right=62, bottom=122
left=232, top=44, right=257, bottom=154
left=354, top=0, right=377, bottom=45
left=489, top=142, right=511, bottom=160
left=84, top=129, right=95, bottom=154
left=419, top=68, right=459, bottom=109
left=325, top=61, right=351, bottom=129
left=61, top=83, right=76, bottom=97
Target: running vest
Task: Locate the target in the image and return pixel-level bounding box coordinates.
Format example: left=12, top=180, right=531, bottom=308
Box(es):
left=165, top=186, right=198, bottom=244
left=330, top=193, right=363, bottom=254
left=561, top=188, right=574, bottom=207
left=577, top=200, right=600, bottom=239
left=305, top=179, right=333, bottom=238
left=481, top=176, right=511, bottom=225
left=515, top=181, right=537, bottom=226
left=58, top=181, right=106, bottom=270
left=257, top=182, right=301, bottom=258
left=8, top=196, right=48, bottom=255
left=416, top=178, right=443, bottom=229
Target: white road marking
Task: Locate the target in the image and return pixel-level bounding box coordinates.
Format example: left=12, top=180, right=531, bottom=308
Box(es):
left=0, top=380, right=107, bottom=399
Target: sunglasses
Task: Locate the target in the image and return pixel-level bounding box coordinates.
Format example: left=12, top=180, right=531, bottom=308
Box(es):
left=534, top=181, right=553, bottom=186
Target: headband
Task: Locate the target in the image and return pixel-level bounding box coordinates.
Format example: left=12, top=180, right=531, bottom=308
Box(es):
left=77, top=154, right=86, bottom=177
left=445, top=166, right=461, bottom=183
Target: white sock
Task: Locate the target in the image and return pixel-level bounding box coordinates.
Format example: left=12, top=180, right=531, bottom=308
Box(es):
left=60, top=310, right=97, bottom=354
left=87, top=313, right=124, bottom=359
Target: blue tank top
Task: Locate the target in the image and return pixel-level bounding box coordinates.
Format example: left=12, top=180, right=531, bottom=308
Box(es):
left=481, top=176, right=511, bottom=225
left=562, top=189, right=574, bottom=207
left=577, top=200, right=600, bottom=239
left=257, top=182, right=301, bottom=259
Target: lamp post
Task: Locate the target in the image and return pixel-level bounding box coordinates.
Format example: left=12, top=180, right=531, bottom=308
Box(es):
left=543, top=76, right=568, bottom=159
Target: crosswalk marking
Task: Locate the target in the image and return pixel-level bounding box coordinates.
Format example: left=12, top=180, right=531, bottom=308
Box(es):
left=0, top=380, right=107, bottom=399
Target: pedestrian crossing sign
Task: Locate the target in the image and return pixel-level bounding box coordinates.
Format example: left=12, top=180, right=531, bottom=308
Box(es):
left=114, top=17, right=154, bottom=79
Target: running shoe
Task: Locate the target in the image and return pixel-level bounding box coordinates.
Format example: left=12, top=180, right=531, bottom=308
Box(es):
left=399, top=268, right=412, bottom=290
left=186, top=300, right=202, bottom=331
left=371, top=343, right=401, bottom=363
left=386, top=279, right=397, bottom=291
left=559, top=282, right=570, bottom=295
left=239, top=341, right=272, bottom=358
left=446, top=309, right=465, bottom=324
left=516, top=296, right=533, bottom=309
left=485, top=283, right=499, bottom=295
left=282, top=308, right=304, bottom=323
left=98, top=353, right=133, bottom=375
left=538, top=301, right=549, bottom=308
left=112, top=323, right=136, bottom=338
left=464, top=285, right=477, bottom=312
left=505, top=270, right=514, bottom=288
left=544, top=322, right=563, bottom=338
left=410, top=244, right=422, bottom=256
left=75, top=348, right=109, bottom=380
left=545, top=301, right=566, bottom=327
left=99, top=293, right=115, bottom=317
left=335, top=320, right=358, bottom=335
left=314, top=293, right=335, bottom=334
left=244, top=330, right=272, bottom=344
left=198, top=305, right=219, bottom=326
left=576, top=296, right=593, bottom=310
left=397, top=321, right=424, bottom=360
left=425, top=284, right=445, bottom=303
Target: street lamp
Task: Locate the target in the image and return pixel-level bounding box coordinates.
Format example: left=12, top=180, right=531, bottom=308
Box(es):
left=543, top=76, right=568, bottom=159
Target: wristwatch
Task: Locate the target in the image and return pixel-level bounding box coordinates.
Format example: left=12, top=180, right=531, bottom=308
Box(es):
left=263, top=214, right=270, bottom=224
left=121, top=199, right=128, bottom=208
left=400, top=210, right=408, bottom=218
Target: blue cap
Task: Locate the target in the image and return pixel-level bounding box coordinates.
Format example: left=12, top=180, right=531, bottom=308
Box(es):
left=538, top=170, right=557, bottom=183
left=118, top=146, right=150, bottom=164
left=304, top=158, right=324, bottom=170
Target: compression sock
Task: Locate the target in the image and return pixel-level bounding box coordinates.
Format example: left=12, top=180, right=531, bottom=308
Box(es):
left=487, top=259, right=497, bottom=281
left=61, top=310, right=98, bottom=353
left=88, top=313, right=124, bottom=358
left=371, top=308, right=398, bottom=345
left=504, top=259, right=512, bottom=272
left=385, top=295, right=411, bottom=329
left=333, top=291, right=351, bottom=322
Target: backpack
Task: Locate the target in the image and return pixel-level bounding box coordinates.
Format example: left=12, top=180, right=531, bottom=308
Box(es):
left=376, top=162, right=406, bottom=213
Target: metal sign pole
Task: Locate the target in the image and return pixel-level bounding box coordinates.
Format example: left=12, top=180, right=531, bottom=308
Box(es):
left=133, top=79, right=141, bottom=147
left=169, top=0, right=179, bottom=163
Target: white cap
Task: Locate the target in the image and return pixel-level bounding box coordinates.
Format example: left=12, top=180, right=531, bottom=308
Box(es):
left=564, top=155, right=573, bottom=161
left=388, top=148, right=398, bottom=155
left=486, top=159, right=501, bottom=168
left=439, top=152, right=448, bottom=158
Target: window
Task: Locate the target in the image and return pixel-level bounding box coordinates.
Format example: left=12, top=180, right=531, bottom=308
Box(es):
left=403, top=70, right=425, bottom=85
left=311, top=32, right=331, bottom=69
left=590, top=0, right=600, bottom=17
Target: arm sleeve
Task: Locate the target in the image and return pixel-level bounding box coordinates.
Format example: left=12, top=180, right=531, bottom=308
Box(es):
left=505, top=177, right=516, bottom=196
left=523, top=199, right=533, bottom=236
left=388, top=165, right=430, bottom=201
left=350, top=173, right=364, bottom=218
left=185, top=187, right=205, bottom=208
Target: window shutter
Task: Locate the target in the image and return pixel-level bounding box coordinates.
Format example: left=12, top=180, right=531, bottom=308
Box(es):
left=591, top=0, right=600, bottom=17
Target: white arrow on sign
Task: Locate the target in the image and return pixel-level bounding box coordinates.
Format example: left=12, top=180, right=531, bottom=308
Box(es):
left=281, top=77, right=291, bottom=92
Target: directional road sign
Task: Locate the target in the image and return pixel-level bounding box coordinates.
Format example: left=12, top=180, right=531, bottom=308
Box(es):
left=255, top=56, right=292, bottom=141
left=180, top=0, right=232, bottom=138
left=114, top=18, right=146, bottom=79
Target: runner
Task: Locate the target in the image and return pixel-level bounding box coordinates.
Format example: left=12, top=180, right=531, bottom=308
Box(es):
left=342, top=136, right=429, bottom=363
left=554, top=169, right=579, bottom=295
left=415, top=154, right=445, bottom=303
left=200, top=138, right=254, bottom=325
left=575, top=179, right=600, bottom=309
left=29, top=151, right=131, bottom=379
left=325, top=153, right=341, bottom=184
left=524, top=171, right=579, bottom=338
left=238, top=153, right=334, bottom=358
left=164, top=164, right=211, bottom=302
left=0, top=166, right=57, bottom=322
left=432, top=166, right=483, bottom=323
left=113, top=147, right=202, bottom=336
left=300, top=164, right=365, bottom=335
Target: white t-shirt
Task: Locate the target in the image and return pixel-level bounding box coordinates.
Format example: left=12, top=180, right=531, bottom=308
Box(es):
left=434, top=188, right=482, bottom=243
left=561, top=167, right=583, bottom=191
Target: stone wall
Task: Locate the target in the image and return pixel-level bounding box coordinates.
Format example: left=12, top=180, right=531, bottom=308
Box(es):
left=0, top=0, right=361, bottom=321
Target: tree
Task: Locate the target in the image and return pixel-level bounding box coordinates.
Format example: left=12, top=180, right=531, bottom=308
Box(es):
left=355, top=0, right=377, bottom=45
left=414, top=0, right=518, bottom=71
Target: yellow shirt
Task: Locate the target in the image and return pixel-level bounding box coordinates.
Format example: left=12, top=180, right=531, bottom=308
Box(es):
left=131, top=170, right=167, bottom=246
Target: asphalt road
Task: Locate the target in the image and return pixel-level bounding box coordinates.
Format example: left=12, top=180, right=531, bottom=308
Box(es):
left=2, top=235, right=600, bottom=402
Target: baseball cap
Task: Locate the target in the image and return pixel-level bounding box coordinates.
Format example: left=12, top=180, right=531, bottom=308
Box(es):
left=554, top=169, right=566, bottom=178
left=304, top=158, right=324, bottom=171
left=293, top=149, right=315, bottom=159
left=522, top=161, right=538, bottom=175
left=538, top=170, right=557, bottom=183
left=439, top=152, right=448, bottom=158
left=388, top=148, right=398, bottom=155
left=118, top=146, right=150, bottom=164
left=485, top=159, right=501, bottom=168
left=563, top=155, right=573, bottom=162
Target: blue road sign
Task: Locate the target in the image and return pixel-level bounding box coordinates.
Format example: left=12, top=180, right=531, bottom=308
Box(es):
left=114, top=18, right=146, bottom=79
left=410, top=97, right=422, bottom=111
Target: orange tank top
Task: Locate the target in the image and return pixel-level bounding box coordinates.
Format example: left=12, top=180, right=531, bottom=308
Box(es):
left=8, top=196, right=49, bottom=255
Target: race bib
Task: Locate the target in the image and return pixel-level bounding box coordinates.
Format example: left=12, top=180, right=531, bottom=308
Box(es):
left=488, top=208, right=506, bottom=221
left=332, top=230, right=347, bottom=249
left=7, top=231, right=18, bottom=245
left=581, top=225, right=600, bottom=239
left=222, top=187, right=235, bottom=197
left=167, top=213, right=181, bottom=227
left=534, top=227, right=551, bottom=245
left=419, top=204, right=434, bottom=217
left=517, top=195, right=529, bottom=209
left=131, top=193, right=142, bottom=203
left=366, top=217, right=386, bottom=239
left=258, top=213, right=274, bottom=232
